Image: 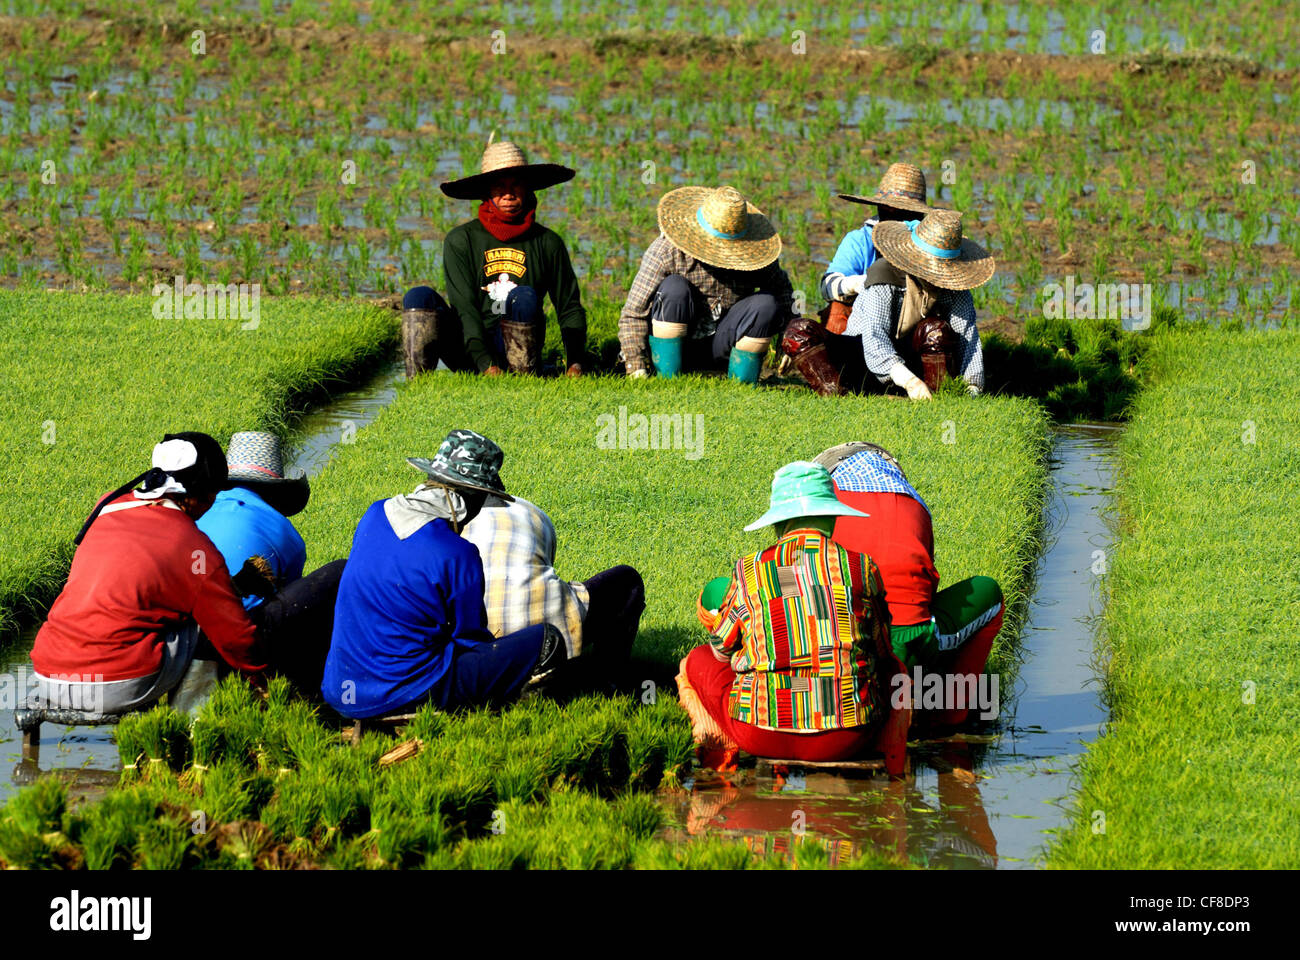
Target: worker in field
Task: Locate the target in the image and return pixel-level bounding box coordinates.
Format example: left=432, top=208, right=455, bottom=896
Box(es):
left=322, top=430, right=572, bottom=720
left=617, top=185, right=799, bottom=383
left=675, top=461, right=910, bottom=774
left=814, top=441, right=1004, bottom=727
left=784, top=209, right=994, bottom=399
left=819, top=162, right=938, bottom=334
left=196, top=431, right=346, bottom=694
left=401, top=135, right=588, bottom=378
left=30, top=433, right=269, bottom=714
left=462, top=495, right=645, bottom=694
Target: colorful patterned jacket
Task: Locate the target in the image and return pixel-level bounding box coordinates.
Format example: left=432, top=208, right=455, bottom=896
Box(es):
left=697, top=528, right=896, bottom=732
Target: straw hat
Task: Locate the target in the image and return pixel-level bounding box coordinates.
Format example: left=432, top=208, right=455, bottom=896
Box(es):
left=225, top=431, right=310, bottom=517
left=813, top=442, right=901, bottom=475
left=657, top=185, right=782, bottom=271
left=743, top=462, right=870, bottom=532
left=440, top=136, right=575, bottom=201
left=872, top=210, right=995, bottom=291
left=406, top=429, right=514, bottom=501
left=839, top=162, right=935, bottom=215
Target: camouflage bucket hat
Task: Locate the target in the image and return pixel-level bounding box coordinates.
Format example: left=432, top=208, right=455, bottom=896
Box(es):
left=407, top=429, right=514, bottom=501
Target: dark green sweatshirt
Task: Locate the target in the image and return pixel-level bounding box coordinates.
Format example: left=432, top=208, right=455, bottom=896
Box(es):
left=442, top=218, right=588, bottom=372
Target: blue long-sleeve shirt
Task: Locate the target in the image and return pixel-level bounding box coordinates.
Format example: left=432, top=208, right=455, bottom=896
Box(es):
left=196, top=486, right=307, bottom=610
left=321, top=500, right=494, bottom=718
left=819, top=221, right=880, bottom=302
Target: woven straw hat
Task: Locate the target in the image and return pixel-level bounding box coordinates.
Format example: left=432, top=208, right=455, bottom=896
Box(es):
left=839, top=162, right=935, bottom=215
left=225, top=431, right=310, bottom=517
left=813, top=442, right=901, bottom=475
left=440, top=135, right=575, bottom=200
left=872, top=210, right=995, bottom=291
left=657, top=185, right=782, bottom=271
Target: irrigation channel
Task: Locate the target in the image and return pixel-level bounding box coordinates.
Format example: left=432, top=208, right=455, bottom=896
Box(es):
left=2, top=366, right=1116, bottom=870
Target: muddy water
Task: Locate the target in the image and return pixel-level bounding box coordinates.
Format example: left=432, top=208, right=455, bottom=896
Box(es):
left=0, top=357, right=407, bottom=805
left=660, top=423, right=1117, bottom=868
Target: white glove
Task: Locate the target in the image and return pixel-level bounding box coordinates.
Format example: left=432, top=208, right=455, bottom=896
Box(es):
left=890, top=362, right=932, bottom=401
left=841, top=274, right=867, bottom=297
left=483, top=272, right=517, bottom=304
left=967, top=381, right=981, bottom=396
left=628, top=367, right=649, bottom=379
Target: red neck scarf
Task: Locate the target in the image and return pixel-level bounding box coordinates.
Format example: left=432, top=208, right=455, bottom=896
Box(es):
left=477, top=194, right=537, bottom=242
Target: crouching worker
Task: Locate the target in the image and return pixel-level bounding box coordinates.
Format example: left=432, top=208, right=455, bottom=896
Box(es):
left=618, top=185, right=796, bottom=383
left=402, top=136, right=587, bottom=378
left=29, top=433, right=268, bottom=714
left=784, top=210, right=994, bottom=398
left=462, top=496, right=644, bottom=693
left=197, top=432, right=346, bottom=696
left=321, top=430, right=569, bottom=720
left=675, top=462, right=910, bottom=775
left=814, top=442, right=1004, bottom=728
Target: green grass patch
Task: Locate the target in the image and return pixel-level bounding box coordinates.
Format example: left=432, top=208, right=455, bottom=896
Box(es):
left=0, top=290, right=397, bottom=639
left=1048, top=328, right=1300, bottom=868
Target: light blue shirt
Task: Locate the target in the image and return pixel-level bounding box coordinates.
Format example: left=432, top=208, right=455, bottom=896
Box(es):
left=826, top=221, right=880, bottom=279
left=196, top=486, right=307, bottom=609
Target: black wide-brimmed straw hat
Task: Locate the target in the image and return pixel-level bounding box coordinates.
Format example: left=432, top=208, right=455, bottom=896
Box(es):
left=439, top=135, right=576, bottom=201
left=839, top=162, right=936, bottom=215
left=407, top=429, right=515, bottom=501
left=872, top=210, right=996, bottom=291
left=225, top=431, right=310, bottom=518
left=657, top=185, right=782, bottom=271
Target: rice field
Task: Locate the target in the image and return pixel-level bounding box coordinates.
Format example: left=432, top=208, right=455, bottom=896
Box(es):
left=2, top=1, right=1296, bottom=330
left=1047, top=329, right=1300, bottom=869
left=0, top=289, right=397, bottom=638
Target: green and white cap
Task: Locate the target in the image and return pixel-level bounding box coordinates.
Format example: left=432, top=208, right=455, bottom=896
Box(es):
left=743, top=461, right=869, bottom=532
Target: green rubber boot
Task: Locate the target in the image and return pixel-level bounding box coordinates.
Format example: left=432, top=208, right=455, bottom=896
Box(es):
left=727, top=346, right=764, bottom=384
left=648, top=334, right=683, bottom=378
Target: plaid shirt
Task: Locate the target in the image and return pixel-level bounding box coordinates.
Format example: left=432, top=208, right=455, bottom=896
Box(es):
left=844, top=284, right=985, bottom=390
left=460, top=497, right=590, bottom=657
left=618, top=234, right=798, bottom=374
left=831, top=452, right=930, bottom=514
left=697, top=528, right=893, bottom=732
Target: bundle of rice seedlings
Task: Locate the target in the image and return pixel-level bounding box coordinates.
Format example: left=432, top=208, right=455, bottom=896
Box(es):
left=118, top=706, right=192, bottom=780
left=255, top=715, right=296, bottom=776
left=610, top=793, right=664, bottom=841
left=196, top=761, right=262, bottom=823
left=0, top=777, right=70, bottom=869
left=370, top=799, right=450, bottom=869
left=404, top=701, right=448, bottom=743
left=133, top=816, right=193, bottom=870
left=262, top=778, right=324, bottom=843
left=491, top=755, right=548, bottom=804
left=69, top=788, right=157, bottom=871
left=318, top=779, right=369, bottom=841
left=180, top=717, right=223, bottom=791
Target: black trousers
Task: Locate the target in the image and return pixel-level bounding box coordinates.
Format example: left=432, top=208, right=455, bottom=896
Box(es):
left=651, top=274, right=784, bottom=368
left=579, top=565, right=646, bottom=685
left=249, top=559, right=347, bottom=695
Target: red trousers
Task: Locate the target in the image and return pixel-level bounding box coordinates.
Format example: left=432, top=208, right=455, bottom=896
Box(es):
left=684, top=646, right=879, bottom=762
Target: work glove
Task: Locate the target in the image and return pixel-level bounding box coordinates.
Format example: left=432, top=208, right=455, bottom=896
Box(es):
left=841, top=274, right=867, bottom=297
left=890, top=362, right=932, bottom=401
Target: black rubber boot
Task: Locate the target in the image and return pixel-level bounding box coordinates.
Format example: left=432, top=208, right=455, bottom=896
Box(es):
left=402, top=308, right=441, bottom=379
left=520, top=624, right=572, bottom=699
left=500, top=317, right=542, bottom=375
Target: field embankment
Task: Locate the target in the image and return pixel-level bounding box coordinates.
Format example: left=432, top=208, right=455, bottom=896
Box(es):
left=1048, top=329, right=1300, bottom=868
